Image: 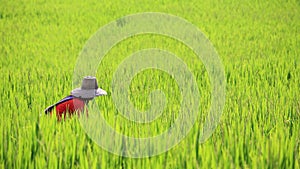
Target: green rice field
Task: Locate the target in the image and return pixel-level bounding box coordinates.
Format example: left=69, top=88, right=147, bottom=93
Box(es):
left=0, top=0, right=299, bottom=168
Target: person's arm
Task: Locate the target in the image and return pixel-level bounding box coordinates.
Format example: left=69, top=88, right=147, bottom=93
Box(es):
left=44, top=95, right=74, bottom=114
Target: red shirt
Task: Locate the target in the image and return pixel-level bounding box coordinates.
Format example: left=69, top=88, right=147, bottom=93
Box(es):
left=45, top=95, right=87, bottom=120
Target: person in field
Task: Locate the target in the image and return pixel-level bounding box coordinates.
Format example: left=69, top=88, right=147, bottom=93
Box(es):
left=44, top=76, right=107, bottom=120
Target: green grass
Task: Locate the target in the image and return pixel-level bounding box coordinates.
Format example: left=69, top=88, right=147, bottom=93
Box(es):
left=1, top=0, right=300, bottom=168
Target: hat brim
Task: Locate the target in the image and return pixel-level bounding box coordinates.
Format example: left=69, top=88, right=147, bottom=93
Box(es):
left=71, top=87, right=107, bottom=99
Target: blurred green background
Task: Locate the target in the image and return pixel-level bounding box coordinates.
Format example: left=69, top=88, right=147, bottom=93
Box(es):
left=0, top=0, right=299, bottom=168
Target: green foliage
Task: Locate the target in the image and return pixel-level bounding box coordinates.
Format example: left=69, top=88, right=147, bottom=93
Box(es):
left=0, top=0, right=299, bottom=168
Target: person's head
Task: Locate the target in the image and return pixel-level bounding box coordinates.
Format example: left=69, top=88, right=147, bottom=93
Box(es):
left=71, top=76, right=107, bottom=103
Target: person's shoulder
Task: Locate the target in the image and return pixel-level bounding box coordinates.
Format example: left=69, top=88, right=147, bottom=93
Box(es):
left=72, top=97, right=85, bottom=104
left=56, top=95, right=75, bottom=104
left=45, top=95, right=74, bottom=114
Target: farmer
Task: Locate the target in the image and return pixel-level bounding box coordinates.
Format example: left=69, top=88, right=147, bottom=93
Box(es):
left=44, top=76, right=107, bottom=120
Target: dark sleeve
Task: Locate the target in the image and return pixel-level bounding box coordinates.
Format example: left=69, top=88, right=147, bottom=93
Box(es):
left=44, top=105, right=55, bottom=114
left=44, top=95, right=74, bottom=114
